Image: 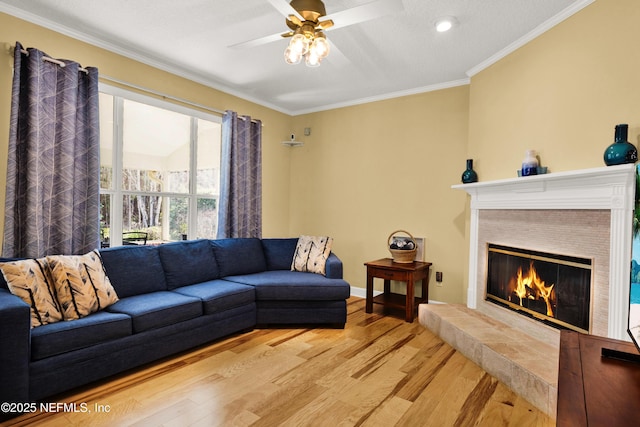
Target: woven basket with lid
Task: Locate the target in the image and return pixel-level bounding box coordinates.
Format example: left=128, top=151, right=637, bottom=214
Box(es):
left=388, top=230, right=417, bottom=263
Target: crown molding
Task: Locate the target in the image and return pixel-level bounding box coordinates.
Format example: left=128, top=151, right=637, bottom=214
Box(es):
left=292, top=78, right=471, bottom=116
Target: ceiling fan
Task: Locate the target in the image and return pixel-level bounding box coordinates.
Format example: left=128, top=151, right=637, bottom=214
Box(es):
left=231, top=0, right=403, bottom=67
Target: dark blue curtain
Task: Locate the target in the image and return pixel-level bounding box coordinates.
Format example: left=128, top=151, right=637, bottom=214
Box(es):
left=3, top=42, right=100, bottom=257
left=217, top=110, right=262, bottom=238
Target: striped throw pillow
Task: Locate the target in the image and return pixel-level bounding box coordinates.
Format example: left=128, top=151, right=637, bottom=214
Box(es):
left=47, top=250, right=119, bottom=320
left=291, top=235, right=333, bottom=275
left=0, top=258, right=63, bottom=328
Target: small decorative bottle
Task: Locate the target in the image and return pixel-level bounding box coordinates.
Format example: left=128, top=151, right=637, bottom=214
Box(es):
left=461, top=159, right=478, bottom=183
left=603, top=124, right=638, bottom=166
left=521, top=150, right=538, bottom=176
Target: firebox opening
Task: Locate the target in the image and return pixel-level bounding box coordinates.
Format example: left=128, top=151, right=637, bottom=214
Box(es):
left=486, top=244, right=593, bottom=334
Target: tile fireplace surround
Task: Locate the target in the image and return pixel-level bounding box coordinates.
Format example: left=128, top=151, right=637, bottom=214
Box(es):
left=419, top=163, right=636, bottom=417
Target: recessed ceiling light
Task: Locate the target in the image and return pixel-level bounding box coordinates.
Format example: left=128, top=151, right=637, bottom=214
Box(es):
left=435, top=16, right=457, bottom=32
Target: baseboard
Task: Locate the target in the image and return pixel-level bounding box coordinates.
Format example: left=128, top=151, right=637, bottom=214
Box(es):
left=349, top=286, right=379, bottom=299
left=349, top=286, right=443, bottom=304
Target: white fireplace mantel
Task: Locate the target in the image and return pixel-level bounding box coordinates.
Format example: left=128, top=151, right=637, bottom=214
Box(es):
left=453, top=164, right=636, bottom=340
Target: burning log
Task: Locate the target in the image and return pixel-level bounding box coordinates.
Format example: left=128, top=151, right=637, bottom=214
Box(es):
left=512, top=261, right=555, bottom=317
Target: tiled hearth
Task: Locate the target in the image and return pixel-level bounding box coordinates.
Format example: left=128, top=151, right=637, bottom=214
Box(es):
left=419, top=304, right=558, bottom=416
left=419, top=164, right=636, bottom=418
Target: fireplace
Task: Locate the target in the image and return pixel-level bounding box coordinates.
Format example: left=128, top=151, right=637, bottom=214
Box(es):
left=452, top=164, right=636, bottom=340
left=486, top=244, right=592, bottom=333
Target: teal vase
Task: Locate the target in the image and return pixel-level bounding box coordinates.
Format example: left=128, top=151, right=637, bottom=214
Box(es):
left=604, top=124, right=637, bottom=166
left=461, top=159, right=478, bottom=183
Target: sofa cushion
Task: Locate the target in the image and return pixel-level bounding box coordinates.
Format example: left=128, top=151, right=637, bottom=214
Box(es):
left=172, top=280, right=255, bottom=315
left=262, top=238, right=298, bottom=271
left=224, top=270, right=350, bottom=301
left=100, top=245, right=167, bottom=298
left=291, top=235, right=333, bottom=275
left=158, top=240, right=220, bottom=289
left=210, top=238, right=267, bottom=277
left=30, top=311, right=132, bottom=360
left=106, top=291, right=202, bottom=333
left=47, top=251, right=119, bottom=320
left=0, top=258, right=63, bottom=327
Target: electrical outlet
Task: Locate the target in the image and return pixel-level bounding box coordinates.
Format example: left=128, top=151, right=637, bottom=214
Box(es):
left=436, top=271, right=443, bottom=282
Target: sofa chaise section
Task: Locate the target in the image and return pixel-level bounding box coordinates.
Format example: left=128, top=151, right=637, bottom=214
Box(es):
left=213, top=238, right=350, bottom=326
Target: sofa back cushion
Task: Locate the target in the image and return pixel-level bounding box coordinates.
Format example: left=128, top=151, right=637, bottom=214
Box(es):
left=210, top=238, right=267, bottom=277
left=158, top=239, right=220, bottom=289
left=100, top=245, right=167, bottom=298
left=261, top=238, right=298, bottom=271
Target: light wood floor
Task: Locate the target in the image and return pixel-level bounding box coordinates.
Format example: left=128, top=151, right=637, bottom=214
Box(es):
left=4, top=298, right=554, bottom=427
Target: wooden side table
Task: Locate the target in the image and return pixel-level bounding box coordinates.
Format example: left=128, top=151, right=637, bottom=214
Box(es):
left=364, top=258, right=432, bottom=322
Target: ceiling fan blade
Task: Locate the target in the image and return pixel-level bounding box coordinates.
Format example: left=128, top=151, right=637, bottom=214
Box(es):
left=266, top=0, right=304, bottom=21
left=323, top=0, right=403, bottom=30
left=229, top=31, right=287, bottom=49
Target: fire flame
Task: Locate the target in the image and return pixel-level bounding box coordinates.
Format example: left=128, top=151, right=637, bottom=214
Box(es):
left=513, top=261, right=555, bottom=317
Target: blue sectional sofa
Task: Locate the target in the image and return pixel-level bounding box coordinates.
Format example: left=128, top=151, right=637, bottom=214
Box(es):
left=0, top=237, right=350, bottom=406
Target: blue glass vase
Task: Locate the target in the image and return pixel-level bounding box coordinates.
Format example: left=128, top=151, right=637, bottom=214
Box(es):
left=461, top=159, right=478, bottom=183
left=604, top=124, right=637, bottom=166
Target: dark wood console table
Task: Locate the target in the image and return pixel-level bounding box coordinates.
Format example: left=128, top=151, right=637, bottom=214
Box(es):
left=364, top=258, right=431, bottom=322
left=557, top=330, right=640, bottom=426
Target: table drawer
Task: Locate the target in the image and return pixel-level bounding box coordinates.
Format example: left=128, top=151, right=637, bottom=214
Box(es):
left=368, top=267, right=407, bottom=281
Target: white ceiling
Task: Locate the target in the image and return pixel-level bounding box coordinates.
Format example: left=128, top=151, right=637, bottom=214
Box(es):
left=0, top=0, right=591, bottom=115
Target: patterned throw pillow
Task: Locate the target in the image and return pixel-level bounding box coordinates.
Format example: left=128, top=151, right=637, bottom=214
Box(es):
left=291, top=235, right=333, bottom=275
left=0, top=258, right=63, bottom=328
left=47, top=250, right=119, bottom=320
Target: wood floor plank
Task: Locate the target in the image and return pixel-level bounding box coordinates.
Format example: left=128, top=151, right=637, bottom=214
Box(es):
left=357, top=396, right=413, bottom=427
left=394, top=343, right=455, bottom=402
left=474, top=382, right=519, bottom=427
left=394, top=351, right=477, bottom=425
left=277, top=393, right=358, bottom=427
left=453, top=373, right=499, bottom=427
left=2, top=298, right=554, bottom=427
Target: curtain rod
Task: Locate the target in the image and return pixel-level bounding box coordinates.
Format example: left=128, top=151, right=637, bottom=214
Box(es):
left=12, top=45, right=261, bottom=124
left=99, top=74, right=226, bottom=116
left=18, top=47, right=88, bottom=74
left=100, top=75, right=262, bottom=125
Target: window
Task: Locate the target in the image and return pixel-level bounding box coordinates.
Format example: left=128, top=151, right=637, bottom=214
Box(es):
left=99, top=86, right=221, bottom=247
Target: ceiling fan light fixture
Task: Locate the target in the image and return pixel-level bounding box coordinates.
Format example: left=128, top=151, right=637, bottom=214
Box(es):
left=435, top=16, right=457, bottom=32
left=281, top=0, right=336, bottom=67
left=289, top=33, right=309, bottom=55
left=305, top=50, right=322, bottom=67
left=284, top=46, right=302, bottom=64
left=311, top=32, right=330, bottom=58
left=284, top=29, right=330, bottom=66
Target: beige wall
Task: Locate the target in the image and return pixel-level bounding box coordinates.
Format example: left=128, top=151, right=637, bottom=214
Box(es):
left=0, top=12, right=295, bottom=241
left=468, top=0, right=640, bottom=180
left=291, top=87, right=470, bottom=301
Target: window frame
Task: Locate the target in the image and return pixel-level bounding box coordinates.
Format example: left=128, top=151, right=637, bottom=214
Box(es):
left=99, top=84, right=221, bottom=246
